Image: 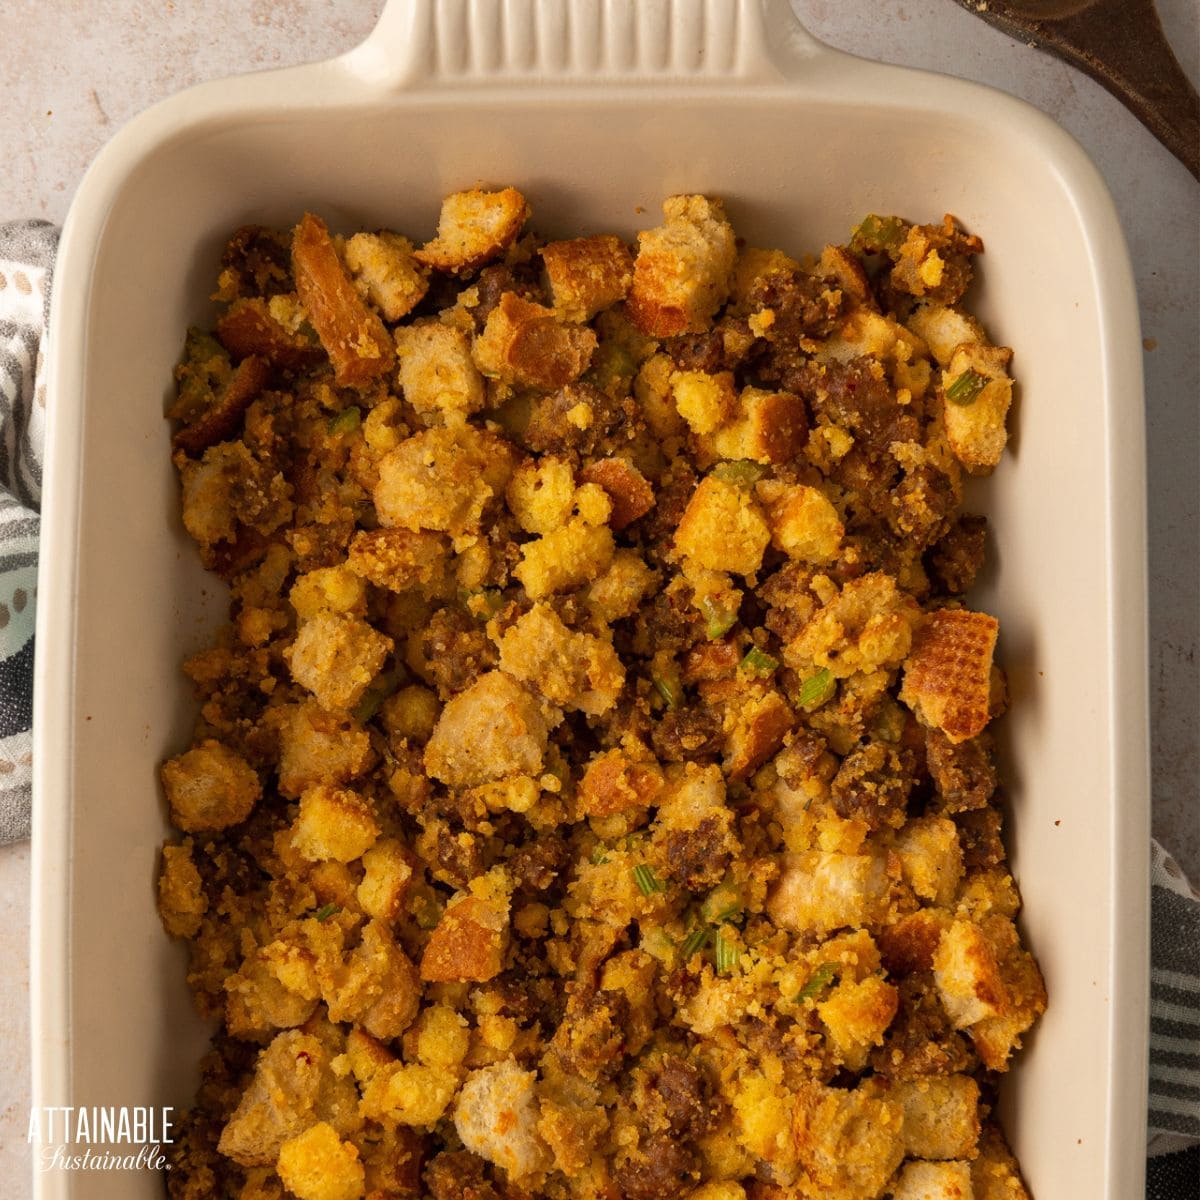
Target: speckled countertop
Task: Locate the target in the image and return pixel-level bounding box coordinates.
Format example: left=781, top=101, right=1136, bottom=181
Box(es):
left=0, top=1, right=1196, bottom=1194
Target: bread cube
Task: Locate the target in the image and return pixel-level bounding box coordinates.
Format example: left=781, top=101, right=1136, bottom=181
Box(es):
left=291, top=784, right=379, bottom=863
left=942, top=342, right=1013, bottom=473
left=703, top=386, right=808, bottom=465
left=421, top=892, right=510, bottom=982
left=766, top=849, right=888, bottom=935
left=513, top=517, right=615, bottom=599
left=472, top=292, right=597, bottom=390
left=506, top=456, right=577, bottom=534
left=286, top=610, right=393, bottom=712
left=346, top=527, right=448, bottom=594
left=723, top=689, right=795, bottom=781
left=414, top=187, right=530, bottom=274
left=424, top=670, right=559, bottom=788
left=634, top=351, right=687, bottom=438
left=933, top=918, right=1009, bottom=1028
left=817, top=975, right=900, bottom=1069
left=373, top=424, right=517, bottom=539
left=273, top=701, right=375, bottom=799
left=276, top=1122, right=365, bottom=1200
left=761, top=482, right=843, bottom=563
left=895, top=1074, right=981, bottom=1160
left=671, top=368, right=737, bottom=435
left=792, top=1083, right=905, bottom=1199
left=628, top=194, right=737, bottom=336
left=394, top=319, right=485, bottom=419
left=584, top=548, right=657, bottom=623
left=896, top=816, right=964, bottom=906
left=359, top=1061, right=458, bottom=1127
left=578, top=748, right=665, bottom=818
left=541, top=234, right=634, bottom=321
left=906, top=303, right=985, bottom=367
left=161, top=739, right=261, bottom=833
left=497, top=603, right=625, bottom=716
left=157, top=841, right=208, bottom=938
left=289, top=564, right=368, bottom=619
left=730, top=245, right=802, bottom=306
left=454, top=1060, right=550, bottom=1181
left=356, top=838, right=414, bottom=921
left=578, top=457, right=655, bottom=530
left=901, top=608, right=999, bottom=744
left=674, top=476, right=771, bottom=577
left=292, top=212, right=394, bottom=388
left=971, top=1126, right=1032, bottom=1200
left=967, top=920, right=1047, bottom=1070
left=891, top=1159, right=974, bottom=1200
left=343, top=230, right=429, bottom=321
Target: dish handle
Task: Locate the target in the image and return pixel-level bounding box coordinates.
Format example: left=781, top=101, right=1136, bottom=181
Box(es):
left=341, top=0, right=825, bottom=90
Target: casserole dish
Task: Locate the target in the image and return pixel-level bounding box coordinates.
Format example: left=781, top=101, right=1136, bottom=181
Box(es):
left=32, top=1, right=1149, bottom=1197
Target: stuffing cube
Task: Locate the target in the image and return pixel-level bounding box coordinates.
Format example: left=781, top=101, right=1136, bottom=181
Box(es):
left=157, top=841, right=208, bottom=938
left=346, top=527, right=448, bottom=594
left=901, top=608, right=999, bottom=743
left=817, top=975, right=900, bottom=1070
left=513, top=518, right=615, bottom=599
left=723, top=689, right=795, bottom=781
left=289, top=564, right=368, bottom=619
left=161, top=739, right=261, bottom=833
left=761, top=482, right=844, bottom=563
left=906, top=303, right=986, bottom=368
left=360, top=1061, right=458, bottom=1128
left=703, top=386, right=808, bottom=465
left=394, top=319, right=486, bottom=419
left=671, top=369, right=737, bottom=435
left=971, top=1127, right=1033, bottom=1200
left=506, top=456, right=577, bottom=534
left=540, top=234, right=634, bottom=321
left=343, top=230, right=429, bottom=321
left=414, top=186, right=530, bottom=274
left=578, top=457, right=655, bottom=530
left=424, top=670, right=559, bottom=788
left=472, top=292, right=597, bottom=390
left=766, top=850, right=889, bottom=936
left=896, top=815, right=964, bottom=906
left=891, top=1160, right=975, bottom=1200
left=791, top=1083, right=906, bottom=1200
left=674, top=476, right=771, bottom=577
left=454, top=1060, right=551, bottom=1181
left=273, top=701, right=375, bottom=799
left=933, top=918, right=1009, bottom=1029
left=276, top=1122, right=365, bottom=1200
left=292, top=212, right=394, bottom=388
left=942, top=342, right=1014, bottom=473
left=373, top=424, right=516, bottom=539
left=730, top=245, right=802, bottom=306
left=286, top=610, right=393, bottom=713
left=628, top=194, right=737, bottom=336
left=291, top=784, right=380, bottom=863
left=967, top=919, right=1047, bottom=1071
left=584, top=549, right=658, bottom=623
left=356, top=838, right=415, bottom=921
left=895, top=1075, right=982, bottom=1160
left=420, top=892, right=511, bottom=983
left=634, top=351, right=687, bottom=438
left=497, top=603, right=625, bottom=716
left=578, top=748, right=665, bottom=818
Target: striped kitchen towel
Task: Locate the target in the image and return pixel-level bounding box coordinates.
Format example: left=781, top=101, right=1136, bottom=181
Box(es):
left=1149, top=839, right=1200, bottom=1157
left=0, top=220, right=55, bottom=845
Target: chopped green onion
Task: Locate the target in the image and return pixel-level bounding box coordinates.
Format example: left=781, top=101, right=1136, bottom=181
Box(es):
left=313, top=903, right=341, bottom=922
left=713, top=460, right=768, bottom=487
left=680, top=928, right=710, bottom=960
left=795, top=962, right=837, bottom=1002
left=850, top=214, right=909, bottom=255
left=713, top=928, right=740, bottom=974
left=328, top=405, right=362, bottom=435
left=739, top=646, right=779, bottom=676
left=701, top=883, right=743, bottom=926
left=653, top=670, right=680, bottom=710
left=797, top=667, right=836, bottom=711
left=944, top=368, right=987, bottom=406
left=352, top=670, right=399, bottom=724
left=632, top=864, right=664, bottom=896
left=591, top=847, right=611, bottom=866
left=701, top=595, right=738, bottom=640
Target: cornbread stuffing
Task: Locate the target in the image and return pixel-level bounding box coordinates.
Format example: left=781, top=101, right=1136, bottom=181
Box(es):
left=161, top=188, right=1041, bottom=1200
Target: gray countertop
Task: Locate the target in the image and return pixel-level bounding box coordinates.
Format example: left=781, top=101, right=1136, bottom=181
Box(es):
left=0, top=1, right=1196, bottom=1193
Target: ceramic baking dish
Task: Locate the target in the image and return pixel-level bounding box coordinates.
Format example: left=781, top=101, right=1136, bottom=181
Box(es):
left=32, top=1, right=1149, bottom=1196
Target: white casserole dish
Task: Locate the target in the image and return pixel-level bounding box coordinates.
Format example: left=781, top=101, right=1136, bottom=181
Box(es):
left=32, top=1, right=1150, bottom=1196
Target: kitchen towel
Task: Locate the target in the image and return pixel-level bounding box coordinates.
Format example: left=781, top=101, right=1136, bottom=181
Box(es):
left=0, top=220, right=1196, bottom=1189
left=0, top=219, right=54, bottom=845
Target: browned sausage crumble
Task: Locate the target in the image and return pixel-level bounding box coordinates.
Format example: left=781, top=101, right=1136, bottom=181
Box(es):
left=159, top=189, right=1042, bottom=1200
